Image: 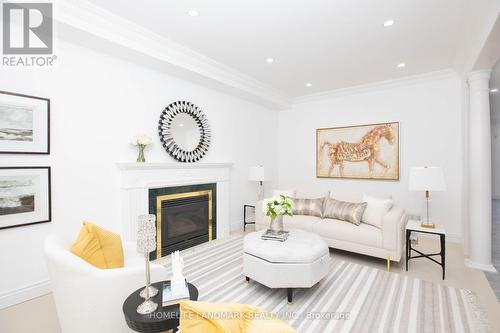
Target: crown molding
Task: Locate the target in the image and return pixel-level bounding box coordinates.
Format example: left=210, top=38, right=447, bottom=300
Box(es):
left=53, top=0, right=291, bottom=110
left=467, top=69, right=492, bottom=82
left=50, top=2, right=465, bottom=110
left=293, top=69, right=459, bottom=105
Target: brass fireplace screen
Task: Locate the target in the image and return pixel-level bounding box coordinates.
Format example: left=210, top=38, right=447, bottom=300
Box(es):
left=154, top=189, right=213, bottom=259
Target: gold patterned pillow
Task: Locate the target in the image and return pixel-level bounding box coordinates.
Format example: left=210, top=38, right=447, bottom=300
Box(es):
left=291, top=197, right=324, bottom=218
left=323, top=198, right=367, bottom=225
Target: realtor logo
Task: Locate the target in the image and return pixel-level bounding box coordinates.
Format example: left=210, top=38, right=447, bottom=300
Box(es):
left=2, top=2, right=53, bottom=54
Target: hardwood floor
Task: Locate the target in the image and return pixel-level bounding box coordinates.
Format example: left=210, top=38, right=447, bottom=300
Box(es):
left=485, top=199, right=500, bottom=301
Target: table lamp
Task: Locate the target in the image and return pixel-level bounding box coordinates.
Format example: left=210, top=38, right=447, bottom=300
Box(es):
left=136, top=214, right=158, bottom=314
left=408, top=166, right=446, bottom=228
left=248, top=166, right=266, bottom=201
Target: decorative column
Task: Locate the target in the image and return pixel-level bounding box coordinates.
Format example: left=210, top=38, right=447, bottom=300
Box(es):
left=467, top=70, right=496, bottom=272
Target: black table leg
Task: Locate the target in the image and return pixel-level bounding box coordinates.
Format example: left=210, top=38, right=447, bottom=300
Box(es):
left=406, top=227, right=446, bottom=280
left=440, top=234, right=445, bottom=280
left=406, top=230, right=410, bottom=271
left=287, top=288, right=293, bottom=303
left=246, top=276, right=250, bottom=283
left=243, top=205, right=255, bottom=232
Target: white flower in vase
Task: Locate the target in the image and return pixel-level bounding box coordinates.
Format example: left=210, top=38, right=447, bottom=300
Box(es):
left=263, top=194, right=294, bottom=232
left=131, top=134, right=152, bottom=162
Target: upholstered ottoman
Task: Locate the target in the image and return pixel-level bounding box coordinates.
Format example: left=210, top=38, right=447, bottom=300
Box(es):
left=243, top=229, right=330, bottom=303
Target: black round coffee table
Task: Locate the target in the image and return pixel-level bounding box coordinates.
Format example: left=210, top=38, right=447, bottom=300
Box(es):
left=123, top=280, right=198, bottom=333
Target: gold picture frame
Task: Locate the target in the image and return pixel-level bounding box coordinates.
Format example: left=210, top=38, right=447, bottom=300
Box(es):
left=316, top=122, right=400, bottom=180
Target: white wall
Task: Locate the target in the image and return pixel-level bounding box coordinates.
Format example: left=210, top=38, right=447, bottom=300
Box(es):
left=278, top=73, right=464, bottom=240
left=0, top=39, right=279, bottom=308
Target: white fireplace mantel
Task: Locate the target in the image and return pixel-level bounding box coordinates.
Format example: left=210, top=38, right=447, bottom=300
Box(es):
left=116, top=162, right=233, bottom=242
left=117, top=162, right=234, bottom=171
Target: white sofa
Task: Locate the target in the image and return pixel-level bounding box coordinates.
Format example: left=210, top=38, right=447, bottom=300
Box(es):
left=44, top=235, right=166, bottom=333
left=255, top=190, right=408, bottom=266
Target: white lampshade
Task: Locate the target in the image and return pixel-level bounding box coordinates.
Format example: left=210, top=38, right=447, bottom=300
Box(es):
left=248, top=166, right=266, bottom=182
left=408, top=167, right=446, bottom=192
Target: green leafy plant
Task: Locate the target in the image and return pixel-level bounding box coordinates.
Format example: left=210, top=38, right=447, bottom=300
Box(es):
left=263, top=194, right=294, bottom=219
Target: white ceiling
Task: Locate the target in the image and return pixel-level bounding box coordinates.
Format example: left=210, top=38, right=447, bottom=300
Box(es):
left=87, top=0, right=468, bottom=97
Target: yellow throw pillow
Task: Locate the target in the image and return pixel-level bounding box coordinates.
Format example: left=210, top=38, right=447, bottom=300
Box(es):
left=180, top=300, right=295, bottom=333
left=70, top=221, right=124, bottom=269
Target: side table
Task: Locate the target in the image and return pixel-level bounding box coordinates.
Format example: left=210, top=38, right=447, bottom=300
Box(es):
left=405, top=220, right=446, bottom=280
left=243, top=204, right=256, bottom=231
left=123, top=280, right=198, bottom=333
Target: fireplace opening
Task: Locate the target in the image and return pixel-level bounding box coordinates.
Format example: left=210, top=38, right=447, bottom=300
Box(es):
left=149, top=184, right=216, bottom=259
left=159, top=191, right=212, bottom=249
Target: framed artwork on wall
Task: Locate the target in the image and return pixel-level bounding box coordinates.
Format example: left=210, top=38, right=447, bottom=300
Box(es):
left=316, top=122, right=400, bottom=180
left=0, top=167, right=52, bottom=230
left=0, top=90, right=50, bottom=154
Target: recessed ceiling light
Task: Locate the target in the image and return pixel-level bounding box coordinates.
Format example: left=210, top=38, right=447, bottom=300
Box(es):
left=491, top=88, right=499, bottom=93
left=383, top=20, right=395, bottom=27
left=187, top=9, right=199, bottom=17
left=397, top=63, right=406, bottom=68
left=305, top=82, right=312, bottom=87
left=266, top=58, right=274, bottom=63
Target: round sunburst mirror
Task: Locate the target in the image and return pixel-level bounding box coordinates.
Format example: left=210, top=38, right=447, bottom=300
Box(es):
left=158, top=101, right=211, bottom=162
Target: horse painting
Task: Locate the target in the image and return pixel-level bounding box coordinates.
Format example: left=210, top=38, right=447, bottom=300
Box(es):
left=317, top=123, right=399, bottom=180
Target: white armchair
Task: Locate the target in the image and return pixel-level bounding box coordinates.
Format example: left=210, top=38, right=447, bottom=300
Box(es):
left=43, top=235, right=166, bottom=333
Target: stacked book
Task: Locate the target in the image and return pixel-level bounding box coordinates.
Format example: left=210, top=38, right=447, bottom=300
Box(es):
left=261, top=229, right=289, bottom=242
left=162, top=281, right=189, bottom=307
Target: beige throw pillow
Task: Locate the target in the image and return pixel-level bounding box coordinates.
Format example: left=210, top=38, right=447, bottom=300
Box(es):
left=323, top=198, right=367, bottom=225
left=361, top=194, right=393, bottom=228
left=291, top=197, right=324, bottom=218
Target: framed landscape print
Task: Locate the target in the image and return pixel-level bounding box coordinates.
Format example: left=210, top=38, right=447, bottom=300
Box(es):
left=316, top=122, right=400, bottom=180
left=0, top=90, right=50, bottom=154
left=0, top=167, right=51, bottom=229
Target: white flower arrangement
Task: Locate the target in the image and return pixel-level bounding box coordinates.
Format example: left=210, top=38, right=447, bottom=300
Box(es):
left=131, top=135, right=153, bottom=147
left=131, top=135, right=152, bottom=162
left=263, top=194, right=294, bottom=219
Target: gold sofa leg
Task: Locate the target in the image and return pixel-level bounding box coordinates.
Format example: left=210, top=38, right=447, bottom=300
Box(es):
left=386, top=256, right=391, bottom=272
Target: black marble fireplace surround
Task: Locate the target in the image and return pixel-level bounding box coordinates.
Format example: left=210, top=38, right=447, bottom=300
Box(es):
left=149, top=183, right=216, bottom=259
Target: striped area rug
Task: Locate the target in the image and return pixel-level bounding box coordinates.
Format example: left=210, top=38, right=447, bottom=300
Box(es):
left=159, top=235, right=489, bottom=332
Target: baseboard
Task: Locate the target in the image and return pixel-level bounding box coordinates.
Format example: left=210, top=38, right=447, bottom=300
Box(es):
left=0, top=279, right=51, bottom=310
left=464, top=259, right=498, bottom=273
